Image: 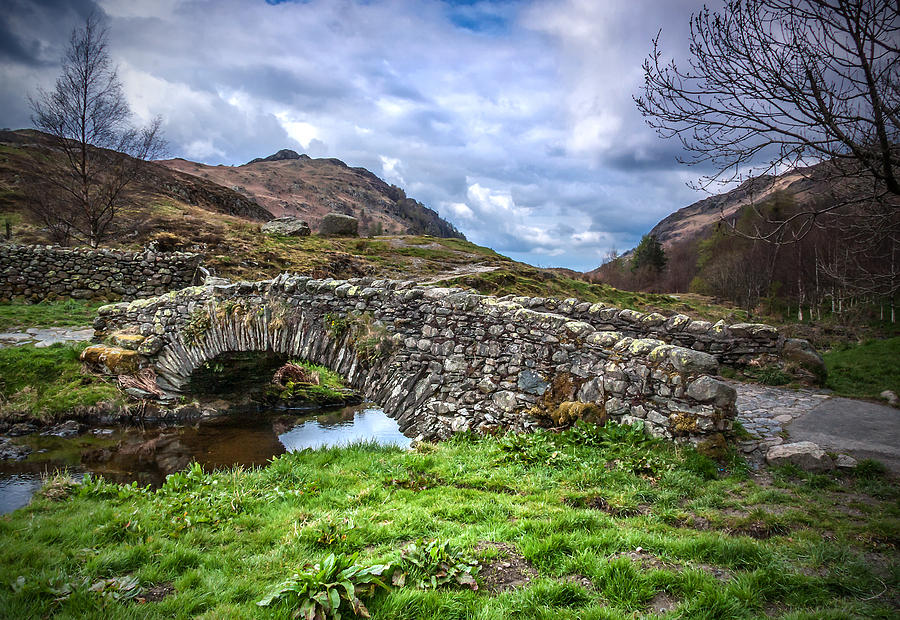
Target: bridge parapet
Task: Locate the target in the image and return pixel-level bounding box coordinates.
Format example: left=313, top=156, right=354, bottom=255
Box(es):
left=93, top=275, right=737, bottom=444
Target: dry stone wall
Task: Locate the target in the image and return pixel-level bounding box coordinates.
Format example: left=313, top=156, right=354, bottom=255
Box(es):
left=0, top=244, right=202, bottom=301
left=93, top=274, right=737, bottom=444
left=494, top=295, right=786, bottom=365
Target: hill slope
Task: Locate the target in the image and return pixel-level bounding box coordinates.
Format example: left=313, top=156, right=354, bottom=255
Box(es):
left=0, top=129, right=273, bottom=223
left=159, top=149, right=464, bottom=239
left=641, top=163, right=837, bottom=249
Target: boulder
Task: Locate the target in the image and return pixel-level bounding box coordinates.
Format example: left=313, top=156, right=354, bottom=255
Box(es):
left=686, top=376, right=737, bottom=407
left=319, top=213, right=359, bottom=237
left=880, top=390, right=898, bottom=406
left=766, top=441, right=834, bottom=472
left=80, top=344, right=143, bottom=375
left=261, top=216, right=311, bottom=236
left=781, top=338, right=826, bottom=379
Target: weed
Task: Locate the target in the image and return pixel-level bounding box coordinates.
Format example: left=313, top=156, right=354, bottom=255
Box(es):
left=391, top=539, right=480, bottom=591
left=257, top=553, right=390, bottom=619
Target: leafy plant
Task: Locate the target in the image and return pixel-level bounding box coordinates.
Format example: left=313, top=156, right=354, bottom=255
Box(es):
left=182, top=306, right=212, bottom=346
left=391, top=539, right=479, bottom=591
left=257, top=553, right=390, bottom=619
left=324, top=313, right=350, bottom=340
left=154, top=462, right=245, bottom=530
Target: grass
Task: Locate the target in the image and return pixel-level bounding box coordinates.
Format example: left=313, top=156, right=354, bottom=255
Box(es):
left=0, top=343, right=121, bottom=419
left=0, top=300, right=104, bottom=330
left=0, top=423, right=897, bottom=618
left=823, top=336, right=900, bottom=400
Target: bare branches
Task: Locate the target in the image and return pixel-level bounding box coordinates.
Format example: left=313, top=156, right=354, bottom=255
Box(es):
left=635, top=0, right=899, bottom=198
left=26, top=13, right=166, bottom=248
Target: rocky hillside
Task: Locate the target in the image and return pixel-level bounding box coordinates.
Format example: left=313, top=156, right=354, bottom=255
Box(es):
left=0, top=129, right=273, bottom=223
left=643, top=164, right=832, bottom=248
left=159, top=149, right=464, bottom=239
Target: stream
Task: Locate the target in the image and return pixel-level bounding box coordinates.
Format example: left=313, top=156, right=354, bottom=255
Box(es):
left=0, top=404, right=410, bottom=514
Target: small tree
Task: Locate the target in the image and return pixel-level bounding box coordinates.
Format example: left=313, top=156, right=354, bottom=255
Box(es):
left=631, top=234, right=668, bottom=273
left=28, top=13, right=165, bottom=247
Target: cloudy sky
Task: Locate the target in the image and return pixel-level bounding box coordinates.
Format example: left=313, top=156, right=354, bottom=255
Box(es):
left=0, top=0, right=717, bottom=271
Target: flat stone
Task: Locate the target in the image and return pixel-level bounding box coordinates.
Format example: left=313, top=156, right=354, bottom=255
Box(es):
left=835, top=454, right=858, bottom=469
left=766, top=441, right=834, bottom=472
left=517, top=369, right=549, bottom=395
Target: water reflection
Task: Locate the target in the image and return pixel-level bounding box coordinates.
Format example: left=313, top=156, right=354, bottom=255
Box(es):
left=0, top=404, right=409, bottom=514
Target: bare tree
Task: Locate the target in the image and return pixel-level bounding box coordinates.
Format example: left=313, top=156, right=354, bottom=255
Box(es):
left=28, top=13, right=165, bottom=247
left=635, top=0, right=898, bottom=236
left=636, top=0, right=898, bottom=315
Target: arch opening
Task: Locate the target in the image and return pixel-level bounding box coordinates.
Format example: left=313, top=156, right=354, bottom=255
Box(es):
left=185, top=350, right=362, bottom=410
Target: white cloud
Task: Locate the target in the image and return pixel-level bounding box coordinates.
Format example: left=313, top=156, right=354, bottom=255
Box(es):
left=1, top=0, right=712, bottom=271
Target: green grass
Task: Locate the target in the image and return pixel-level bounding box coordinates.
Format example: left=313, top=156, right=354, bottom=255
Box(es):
left=0, top=300, right=104, bottom=330
left=823, top=337, right=900, bottom=400
left=0, top=342, right=121, bottom=419
left=0, top=424, right=897, bottom=618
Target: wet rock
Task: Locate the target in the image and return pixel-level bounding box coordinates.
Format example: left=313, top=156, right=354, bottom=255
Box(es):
left=0, top=437, right=32, bottom=461
left=261, top=216, right=311, bottom=236
left=766, top=441, right=834, bottom=472
left=7, top=422, right=38, bottom=437
left=40, top=420, right=82, bottom=438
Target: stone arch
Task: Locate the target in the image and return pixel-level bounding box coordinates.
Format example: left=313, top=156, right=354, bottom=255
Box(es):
left=151, top=297, right=434, bottom=435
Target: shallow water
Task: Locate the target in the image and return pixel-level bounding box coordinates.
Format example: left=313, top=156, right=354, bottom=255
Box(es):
left=0, top=404, right=409, bottom=514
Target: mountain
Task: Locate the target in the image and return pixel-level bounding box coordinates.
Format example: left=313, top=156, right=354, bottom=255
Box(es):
left=0, top=129, right=273, bottom=223
left=158, top=151, right=464, bottom=239
left=641, top=165, right=832, bottom=249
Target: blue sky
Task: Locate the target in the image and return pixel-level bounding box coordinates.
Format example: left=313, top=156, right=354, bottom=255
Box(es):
left=0, top=0, right=716, bottom=271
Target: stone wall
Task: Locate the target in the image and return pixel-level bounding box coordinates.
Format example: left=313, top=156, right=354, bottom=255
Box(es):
left=93, top=275, right=737, bottom=444
left=491, top=295, right=795, bottom=366
left=0, top=244, right=203, bottom=302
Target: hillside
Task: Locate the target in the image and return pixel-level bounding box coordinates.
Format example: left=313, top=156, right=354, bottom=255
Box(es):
left=159, top=149, right=464, bottom=239
left=637, top=161, right=844, bottom=250
left=0, top=130, right=273, bottom=223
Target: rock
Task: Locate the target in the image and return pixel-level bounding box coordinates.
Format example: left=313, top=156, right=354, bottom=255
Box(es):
left=261, top=216, right=311, bottom=236
left=0, top=438, right=31, bottom=461
left=40, top=420, right=83, bottom=438
left=765, top=441, right=834, bottom=472
left=517, top=369, right=549, bottom=395
left=80, top=344, right=142, bottom=375
left=880, top=390, right=898, bottom=406
left=137, top=335, right=165, bottom=356
left=834, top=454, right=858, bottom=469
left=7, top=422, right=37, bottom=437
left=319, top=213, right=359, bottom=237
left=105, top=331, right=146, bottom=350
left=492, top=391, right=518, bottom=412
left=668, top=348, right=719, bottom=374
left=781, top=338, right=826, bottom=379
left=686, top=376, right=736, bottom=407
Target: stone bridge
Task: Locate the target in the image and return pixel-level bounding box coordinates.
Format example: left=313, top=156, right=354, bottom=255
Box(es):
left=92, top=274, right=742, bottom=443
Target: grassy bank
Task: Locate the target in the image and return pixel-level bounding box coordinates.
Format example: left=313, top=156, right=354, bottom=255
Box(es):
left=0, top=343, right=121, bottom=420
left=823, top=336, right=900, bottom=401
left=1, top=424, right=897, bottom=618
left=0, top=300, right=104, bottom=330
